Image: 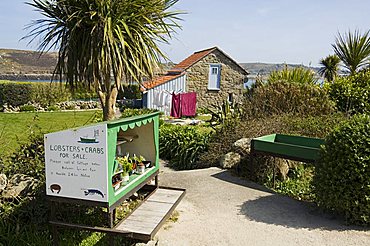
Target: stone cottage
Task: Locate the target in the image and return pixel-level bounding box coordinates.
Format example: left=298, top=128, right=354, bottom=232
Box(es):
left=142, top=46, right=249, bottom=112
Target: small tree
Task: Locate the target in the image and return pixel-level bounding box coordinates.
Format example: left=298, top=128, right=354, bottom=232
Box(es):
left=25, top=0, right=183, bottom=120
left=332, top=29, right=370, bottom=75
left=318, top=55, right=340, bottom=82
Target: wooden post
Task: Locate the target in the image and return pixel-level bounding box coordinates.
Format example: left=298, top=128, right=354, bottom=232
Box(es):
left=108, top=208, right=115, bottom=228
left=273, top=157, right=276, bottom=189
left=112, top=208, right=116, bottom=226
left=155, top=174, right=159, bottom=187
left=50, top=201, right=59, bottom=246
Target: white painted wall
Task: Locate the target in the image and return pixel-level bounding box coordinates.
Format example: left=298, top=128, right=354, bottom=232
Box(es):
left=143, top=74, right=186, bottom=115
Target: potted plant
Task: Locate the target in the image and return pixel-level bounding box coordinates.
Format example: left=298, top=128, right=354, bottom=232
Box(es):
left=133, top=154, right=146, bottom=174
left=116, top=155, right=132, bottom=182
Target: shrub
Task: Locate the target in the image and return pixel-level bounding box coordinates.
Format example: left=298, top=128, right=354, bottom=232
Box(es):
left=118, top=99, right=143, bottom=110
left=267, top=66, right=318, bottom=85
left=207, top=100, right=243, bottom=128
left=2, top=134, right=45, bottom=181
left=118, top=84, right=142, bottom=99
left=200, top=114, right=347, bottom=179
left=0, top=83, right=33, bottom=106
left=196, top=107, right=210, bottom=115
left=327, top=69, right=370, bottom=114
left=47, top=105, right=60, bottom=111
left=120, top=108, right=158, bottom=118
left=0, top=81, right=72, bottom=107
left=266, top=163, right=315, bottom=201
left=314, top=114, right=370, bottom=225
left=282, top=113, right=348, bottom=138
left=19, top=104, right=36, bottom=112
left=70, top=85, right=97, bottom=100
left=159, top=124, right=211, bottom=170
left=31, top=82, right=71, bottom=106
left=242, top=81, right=335, bottom=118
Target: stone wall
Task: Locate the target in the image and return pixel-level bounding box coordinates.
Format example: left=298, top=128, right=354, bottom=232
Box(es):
left=186, top=50, right=246, bottom=109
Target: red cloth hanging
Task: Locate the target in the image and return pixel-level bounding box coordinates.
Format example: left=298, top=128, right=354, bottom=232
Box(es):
left=170, top=93, right=181, bottom=118
left=180, top=92, right=197, bottom=117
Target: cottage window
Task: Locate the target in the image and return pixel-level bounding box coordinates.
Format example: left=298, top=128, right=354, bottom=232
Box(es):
left=208, top=64, right=221, bottom=90
left=228, top=93, right=233, bottom=104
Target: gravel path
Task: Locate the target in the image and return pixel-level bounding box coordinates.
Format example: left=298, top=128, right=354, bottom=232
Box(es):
left=148, top=162, right=369, bottom=246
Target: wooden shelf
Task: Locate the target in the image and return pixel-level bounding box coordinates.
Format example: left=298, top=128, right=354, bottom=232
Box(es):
left=114, top=167, right=155, bottom=195
left=116, top=140, right=127, bottom=146
left=113, top=170, right=124, bottom=176
left=117, top=135, right=138, bottom=144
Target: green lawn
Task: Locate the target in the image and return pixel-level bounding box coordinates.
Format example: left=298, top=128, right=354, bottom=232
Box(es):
left=0, top=110, right=101, bottom=157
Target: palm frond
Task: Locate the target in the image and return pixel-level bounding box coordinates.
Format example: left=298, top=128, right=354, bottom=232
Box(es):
left=23, top=0, right=184, bottom=120
left=332, top=29, right=370, bottom=74
left=267, top=66, right=318, bottom=85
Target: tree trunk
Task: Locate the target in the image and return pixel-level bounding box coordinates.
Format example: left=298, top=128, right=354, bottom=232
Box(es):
left=99, top=87, right=119, bottom=121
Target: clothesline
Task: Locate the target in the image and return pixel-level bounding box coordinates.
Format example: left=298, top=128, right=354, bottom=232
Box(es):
left=151, top=88, right=183, bottom=108
left=149, top=88, right=195, bottom=117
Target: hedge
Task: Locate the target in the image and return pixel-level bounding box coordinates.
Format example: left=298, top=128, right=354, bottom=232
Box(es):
left=0, top=82, right=71, bottom=107
left=314, top=114, right=370, bottom=225
left=0, top=83, right=33, bottom=107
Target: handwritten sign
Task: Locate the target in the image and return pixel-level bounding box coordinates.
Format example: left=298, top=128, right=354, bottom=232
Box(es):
left=45, top=125, right=108, bottom=202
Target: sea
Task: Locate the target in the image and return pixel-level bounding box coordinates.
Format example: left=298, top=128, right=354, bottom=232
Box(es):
left=244, top=77, right=324, bottom=88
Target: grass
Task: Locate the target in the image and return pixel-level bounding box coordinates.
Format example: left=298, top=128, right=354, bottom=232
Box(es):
left=0, top=110, right=101, bottom=157
left=195, top=114, right=212, bottom=122
left=163, top=210, right=180, bottom=230
left=266, top=163, right=316, bottom=202
left=168, top=210, right=180, bottom=223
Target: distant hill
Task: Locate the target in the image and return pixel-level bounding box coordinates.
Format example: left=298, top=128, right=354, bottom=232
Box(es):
left=0, top=49, right=57, bottom=80
left=0, top=48, right=171, bottom=80
left=0, top=48, right=322, bottom=80
left=240, top=62, right=320, bottom=76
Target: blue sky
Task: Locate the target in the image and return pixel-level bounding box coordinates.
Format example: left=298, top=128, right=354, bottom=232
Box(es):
left=1, top=0, right=369, bottom=66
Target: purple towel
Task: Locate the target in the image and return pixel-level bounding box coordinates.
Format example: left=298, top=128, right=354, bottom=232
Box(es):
left=170, top=93, right=181, bottom=118
left=180, top=92, right=197, bottom=117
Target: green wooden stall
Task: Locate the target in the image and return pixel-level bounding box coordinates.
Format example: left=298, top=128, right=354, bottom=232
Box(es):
left=45, top=112, right=166, bottom=237
left=106, top=112, right=160, bottom=208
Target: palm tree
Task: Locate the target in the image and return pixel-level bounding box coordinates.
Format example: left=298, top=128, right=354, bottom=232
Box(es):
left=318, top=55, right=340, bottom=82
left=24, top=0, right=183, bottom=120
left=332, top=29, right=370, bottom=75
